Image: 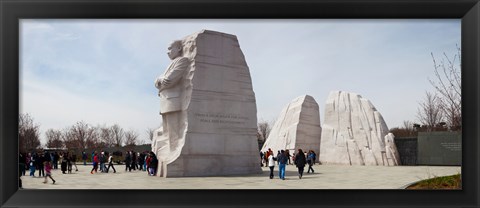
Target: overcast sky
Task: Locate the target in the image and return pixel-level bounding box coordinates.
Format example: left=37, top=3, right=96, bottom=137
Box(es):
left=20, top=19, right=461, bottom=145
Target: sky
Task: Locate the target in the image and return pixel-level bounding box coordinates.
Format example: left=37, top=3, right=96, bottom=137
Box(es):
left=20, top=19, right=461, bottom=146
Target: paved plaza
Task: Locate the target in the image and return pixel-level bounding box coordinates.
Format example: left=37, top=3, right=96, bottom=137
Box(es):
left=20, top=164, right=461, bottom=189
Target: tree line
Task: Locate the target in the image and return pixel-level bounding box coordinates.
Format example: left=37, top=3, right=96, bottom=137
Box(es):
left=19, top=113, right=155, bottom=153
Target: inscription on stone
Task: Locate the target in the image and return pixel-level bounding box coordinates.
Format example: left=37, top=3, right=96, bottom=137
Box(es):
left=440, top=142, right=461, bottom=151
left=195, top=113, right=248, bottom=125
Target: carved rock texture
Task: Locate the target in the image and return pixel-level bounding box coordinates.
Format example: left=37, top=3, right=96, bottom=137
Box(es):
left=153, top=30, right=261, bottom=177
left=261, top=95, right=322, bottom=159
left=319, top=91, right=400, bottom=166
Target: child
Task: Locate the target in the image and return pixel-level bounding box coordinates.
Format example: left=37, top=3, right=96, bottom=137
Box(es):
left=43, top=161, right=56, bottom=184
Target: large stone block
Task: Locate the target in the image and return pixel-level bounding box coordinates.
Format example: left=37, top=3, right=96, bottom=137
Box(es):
left=260, top=95, right=322, bottom=159
left=319, top=91, right=400, bottom=166
left=152, top=30, right=261, bottom=177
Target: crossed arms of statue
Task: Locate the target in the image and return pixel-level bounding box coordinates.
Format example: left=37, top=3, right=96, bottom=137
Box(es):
left=155, top=57, right=189, bottom=93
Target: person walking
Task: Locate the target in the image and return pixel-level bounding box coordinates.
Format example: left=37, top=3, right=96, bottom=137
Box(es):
left=307, top=150, right=315, bottom=173
left=43, top=160, right=55, bottom=184
left=267, top=152, right=276, bottom=179
left=106, top=152, right=116, bottom=173
left=294, top=149, right=307, bottom=179
left=90, top=152, right=99, bottom=174
left=277, top=150, right=288, bottom=180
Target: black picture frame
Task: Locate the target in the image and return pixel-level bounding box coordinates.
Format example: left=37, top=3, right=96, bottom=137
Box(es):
left=1, top=0, right=479, bottom=207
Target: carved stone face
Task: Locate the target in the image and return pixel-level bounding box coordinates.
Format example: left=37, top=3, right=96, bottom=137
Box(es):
left=167, top=42, right=182, bottom=60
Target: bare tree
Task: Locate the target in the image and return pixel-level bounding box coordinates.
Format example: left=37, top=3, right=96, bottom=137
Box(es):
left=416, top=91, right=444, bottom=131
left=99, top=125, right=115, bottom=148
left=45, top=129, right=64, bottom=149
left=19, top=113, right=41, bottom=153
left=68, top=121, right=97, bottom=150
left=146, top=128, right=156, bottom=141
left=257, top=119, right=274, bottom=142
left=124, top=130, right=139, bottom=147
left=429, top=47, right=461, bottom=130
left=62, top=127, right=76, bottom=150
left=110, top=124, right=125, bottom=147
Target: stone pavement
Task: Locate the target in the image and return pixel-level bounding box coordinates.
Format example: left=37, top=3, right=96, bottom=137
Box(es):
left=20, top=164, right=461, bottom=189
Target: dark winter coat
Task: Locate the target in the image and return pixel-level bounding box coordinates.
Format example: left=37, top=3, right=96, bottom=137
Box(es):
left=294, top=152, right=307, bottom=168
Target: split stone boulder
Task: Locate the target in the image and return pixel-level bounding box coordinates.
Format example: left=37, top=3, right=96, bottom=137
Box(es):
left=319, top=90, right=400, bottom=166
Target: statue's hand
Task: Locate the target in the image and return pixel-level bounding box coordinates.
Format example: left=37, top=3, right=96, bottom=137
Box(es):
left=161, top=78, right=172, bottom=88
left=154, top=77, right=162, bottom=89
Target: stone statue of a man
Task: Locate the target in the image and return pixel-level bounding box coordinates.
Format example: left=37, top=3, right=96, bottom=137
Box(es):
left=153, top=40, right=190, bottom=173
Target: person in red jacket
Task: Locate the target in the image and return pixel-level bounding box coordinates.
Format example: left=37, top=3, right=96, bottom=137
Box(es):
left=90, top=152, right=99, bottom=174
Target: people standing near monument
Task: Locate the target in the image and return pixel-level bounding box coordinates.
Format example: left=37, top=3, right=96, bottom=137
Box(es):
left=42, top=160, right=55, bottom=184
left=90, top=152, right=99, bottom=174
left=267, top=152, right=276, bottom=179
left=106, top=152, right=116, bottom=173
left=294, top=149, right=307, bottom=179
left=277, top=150, right=288, bottom=180
left=307, top=150, right=315, bottom=173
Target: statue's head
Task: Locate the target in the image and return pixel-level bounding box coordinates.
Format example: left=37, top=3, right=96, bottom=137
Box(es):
left=167, top=40, right=183, bottom=60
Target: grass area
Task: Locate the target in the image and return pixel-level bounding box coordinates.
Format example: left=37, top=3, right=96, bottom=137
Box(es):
left=406, top=174, right=462, bottom=190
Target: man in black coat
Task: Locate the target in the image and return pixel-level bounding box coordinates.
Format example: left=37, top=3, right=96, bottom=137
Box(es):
left=294, top=149, right=307, bottom=179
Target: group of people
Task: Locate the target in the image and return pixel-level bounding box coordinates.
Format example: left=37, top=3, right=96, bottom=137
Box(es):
left=19, top=151, right=57, bottom=186
left=124, top=150, right=159, bottom=176
left=262, top=148, right=317, bottom=180
left=89, top=150, right=159, bottom=177
left=90, top=151, right=117, bottom=174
